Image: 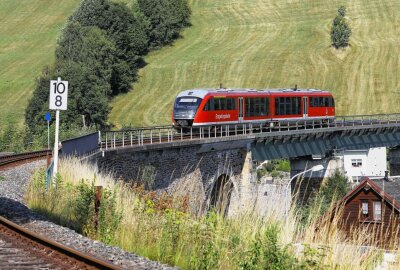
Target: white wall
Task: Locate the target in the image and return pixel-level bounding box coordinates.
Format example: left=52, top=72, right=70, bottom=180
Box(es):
left=342, top=147, right=387, bottom=183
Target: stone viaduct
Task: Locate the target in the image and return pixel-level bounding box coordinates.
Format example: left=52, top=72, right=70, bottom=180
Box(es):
left=78, top=115, right=400, bottom=216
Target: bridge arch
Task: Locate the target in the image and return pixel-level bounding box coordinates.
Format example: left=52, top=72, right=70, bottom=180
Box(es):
left=209, top=174, right=233, bottom=216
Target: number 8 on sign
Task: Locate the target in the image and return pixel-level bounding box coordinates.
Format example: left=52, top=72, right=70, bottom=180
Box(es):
left=49, top=78, right=68, bottom=110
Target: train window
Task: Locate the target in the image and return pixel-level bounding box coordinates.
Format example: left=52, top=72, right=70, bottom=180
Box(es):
left=226, top=98, right=236, bottom=110
left=324, top=97, right=330, bottom=107
left=204, top=98, right=236, bottom=111
left=175, top=97, right=202, bottom=109
left=310, top=96, right=333, bottom=107
left=310, top=97, right=316, bottom=107
left=245, top=97, right=269, bottom=117
left=203, top=98, right=213, bottom=111
left=275, top=97, right=301, bottom=115
left=215, top=98, right=226, bottom=110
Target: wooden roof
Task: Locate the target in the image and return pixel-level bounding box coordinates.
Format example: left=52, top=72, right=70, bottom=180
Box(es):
left=337, top=178, right=400, bottom=211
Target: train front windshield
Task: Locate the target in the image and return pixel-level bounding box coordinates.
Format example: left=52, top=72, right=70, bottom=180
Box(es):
left=174, top=97, right=202, bottom=120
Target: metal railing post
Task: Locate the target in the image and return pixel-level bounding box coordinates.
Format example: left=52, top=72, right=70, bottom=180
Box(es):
left=190, top=127, right=193, bottom=140
left=150, top=130, right=153, bottom=144
left=105, top=133, right=108, bottom=150
left=122, top=132, right=124, bottom=147
left=130, top=132, right=133, bottom=146
left=113, top=133, right=116, bottom=149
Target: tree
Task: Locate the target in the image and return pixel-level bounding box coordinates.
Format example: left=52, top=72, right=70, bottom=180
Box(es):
left=71, top=0, right=149, bottom=94
left=26, top=23, right=114, bottom=133
left=137, top=0, right=191, bottom=49
left=299, top=170, right=350, bottom=223
left=338, top=5, right=346, bottom=17
left=331, top=6, right=352, bottom=49
left=56, top=22, right=116, bottom=94
left=319, top=170, right=350, bottom=207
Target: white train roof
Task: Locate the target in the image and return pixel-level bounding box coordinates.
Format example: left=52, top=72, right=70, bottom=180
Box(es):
left=176, top=88, right=331, bottom=99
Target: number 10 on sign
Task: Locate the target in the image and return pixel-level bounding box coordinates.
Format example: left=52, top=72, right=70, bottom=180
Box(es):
left=49, top=78, right=68, bottom=110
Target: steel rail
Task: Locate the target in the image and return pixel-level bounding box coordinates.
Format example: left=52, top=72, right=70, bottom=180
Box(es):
left=0, top=149, right=51, bottom=168
left=0, top=215, right=122, bottom=270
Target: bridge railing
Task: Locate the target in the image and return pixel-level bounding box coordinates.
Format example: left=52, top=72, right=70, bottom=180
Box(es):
left=100, top=114, right=400, bottom=150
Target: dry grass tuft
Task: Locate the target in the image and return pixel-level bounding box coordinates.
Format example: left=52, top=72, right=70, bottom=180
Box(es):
left=26, top=158, right=400, bottom=269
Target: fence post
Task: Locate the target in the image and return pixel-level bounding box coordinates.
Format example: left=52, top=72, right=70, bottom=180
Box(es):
left=105, top=133, right=108, bottom=150
left=95, top=186, right=103, bottom=232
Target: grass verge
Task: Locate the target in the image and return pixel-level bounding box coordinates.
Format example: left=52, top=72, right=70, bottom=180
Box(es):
left=26, top=158, right=395, bottom=269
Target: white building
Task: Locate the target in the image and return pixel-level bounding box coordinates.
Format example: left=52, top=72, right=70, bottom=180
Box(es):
left=339, top=147, right=387, bottom=183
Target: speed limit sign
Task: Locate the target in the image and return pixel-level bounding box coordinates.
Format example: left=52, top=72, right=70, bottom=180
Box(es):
left=49, top=77, right=68, bottom=110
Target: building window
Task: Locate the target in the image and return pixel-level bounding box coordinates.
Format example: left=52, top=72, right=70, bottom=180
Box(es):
left=352, top=176, right=362, bottom=183
left=361, top=201, right=368, bottom=216
left=351, top=159, right=362, bottom=167
left=373, top=201, right=382, bottom=221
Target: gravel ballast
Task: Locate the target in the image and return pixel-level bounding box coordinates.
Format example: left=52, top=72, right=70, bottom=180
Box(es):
left=0, top=161, right=178, bottom=270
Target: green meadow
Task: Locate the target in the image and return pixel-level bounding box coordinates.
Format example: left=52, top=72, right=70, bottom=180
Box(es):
left=110, top=0, right=400, bottom=127
left=1, top=0, right=400, bottom=129
left=0, top=0, right=80, bottom=128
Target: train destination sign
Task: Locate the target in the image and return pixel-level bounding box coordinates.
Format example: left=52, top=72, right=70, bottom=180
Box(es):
left=49, top=78, right=68, bottom=110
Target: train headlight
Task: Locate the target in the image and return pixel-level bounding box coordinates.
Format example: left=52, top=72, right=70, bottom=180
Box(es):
left=177, top=120, right=188, bottom=126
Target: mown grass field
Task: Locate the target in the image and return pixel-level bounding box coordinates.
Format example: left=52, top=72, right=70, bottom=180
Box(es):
left=110, top=0, right=400, bottom=127
left=0, top=0, right=80, bottom=128
left=1, top=0, right=400, bottom=129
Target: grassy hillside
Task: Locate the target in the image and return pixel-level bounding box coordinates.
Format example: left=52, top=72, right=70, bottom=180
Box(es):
left=0, top=0, right=80, bottom=128
left=110, top=0, right=400, bottom=128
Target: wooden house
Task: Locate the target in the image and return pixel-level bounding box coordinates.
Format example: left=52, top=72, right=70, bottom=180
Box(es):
left=334, top=177, right=400, bottom=246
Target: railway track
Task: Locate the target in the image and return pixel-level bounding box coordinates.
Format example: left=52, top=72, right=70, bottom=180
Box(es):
left=0, top=216, right=122, bottom=269
left=0, top=150, right=123, bottom=269
left=0, top=150, right=51, bottom=170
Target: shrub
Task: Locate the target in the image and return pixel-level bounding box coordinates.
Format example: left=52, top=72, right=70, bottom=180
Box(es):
left=136, top=0, right=191, bottom=49
left=331, top=6, right=352, bottom=49
left=338, top=5, right=346, bottom=17
left=300, top=170, right=350, bottom=223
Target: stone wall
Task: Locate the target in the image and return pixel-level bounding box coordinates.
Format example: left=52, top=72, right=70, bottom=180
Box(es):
left=90, top=145, right=252, bottom=215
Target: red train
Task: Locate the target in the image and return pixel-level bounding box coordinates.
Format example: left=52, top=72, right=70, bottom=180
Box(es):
left=172, top=88, right=335, bottom=128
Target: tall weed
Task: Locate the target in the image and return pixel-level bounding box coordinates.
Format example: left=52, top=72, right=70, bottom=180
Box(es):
left=26, top=158, right=394, bottom=269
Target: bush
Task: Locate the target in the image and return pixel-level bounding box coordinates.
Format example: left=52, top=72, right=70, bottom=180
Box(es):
left=331, top=6, right=352, bottom=49
left=136, top=0, right=191, bottom=49
left=300, top=170, right=350, bottom=223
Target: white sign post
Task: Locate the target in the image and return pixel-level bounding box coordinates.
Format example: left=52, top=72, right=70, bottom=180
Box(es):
left=49, top=77, right=68, bottom=178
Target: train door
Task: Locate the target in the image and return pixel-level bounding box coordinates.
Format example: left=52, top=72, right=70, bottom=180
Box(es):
left=303, top=96, right=308, bottom=118
left=238, top=97, right=244, bottom=123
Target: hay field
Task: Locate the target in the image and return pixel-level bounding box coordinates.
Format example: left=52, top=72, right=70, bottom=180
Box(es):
left=0, top=0, right=80, bottom=128
left=110, top=0, right=400, bottom=128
